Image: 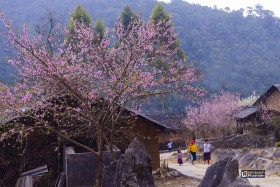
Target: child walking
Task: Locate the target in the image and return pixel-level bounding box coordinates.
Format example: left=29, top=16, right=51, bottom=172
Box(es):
left=203, top=139, right=211, bottom=165
left=178, top=149, right=183, bottom=166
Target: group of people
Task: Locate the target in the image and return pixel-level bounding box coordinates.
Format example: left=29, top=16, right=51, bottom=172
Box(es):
left=172, top=139, right=211, bottom=166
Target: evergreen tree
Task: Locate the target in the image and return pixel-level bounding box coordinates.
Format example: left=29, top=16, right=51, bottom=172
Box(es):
left=67, top=5, right=93, bottom=46
left=68, top=5, right=92, bottom=33
left=93, top=18, right=106, bottom=43
left=150, top=3, right=170, bottom=25
left=149, top=3, right=189, bottom=109
left=150, top=3, right=186, bottom=62
left=121, top=5, right=138, bottom=29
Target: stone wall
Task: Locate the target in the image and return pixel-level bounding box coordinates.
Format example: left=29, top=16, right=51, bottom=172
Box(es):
left=64, top=146, right=121, bottom=187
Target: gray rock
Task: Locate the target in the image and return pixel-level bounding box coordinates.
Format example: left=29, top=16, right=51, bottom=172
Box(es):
left=102, top=137, right=155, bottom=187
left=233, top=177, right=262, bottom=187
left=169, top=170, right=181, bottom=177
left=212, top=149, right=237, bottom=161
left=266, top=161, right=280, bottom=174
left=259, top=147, right=280, bottom=159
left=198, top=157, right=258, bottom=187
left=250, top=157, right=272, bottom=170
left=272, top=148, right=280, bottom=159
left=218, top=158, right=239, bottom=187
left=239, top=152, right=258, bottom=168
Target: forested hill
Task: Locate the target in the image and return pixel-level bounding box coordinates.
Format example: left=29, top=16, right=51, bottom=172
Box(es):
left=1, top=0, right=280, bottom=98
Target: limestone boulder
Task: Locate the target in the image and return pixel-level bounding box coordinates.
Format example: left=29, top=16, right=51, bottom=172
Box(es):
left=239, top=152, right=259, bottom=168
left=198, top=157, right=259, bottom=187
left=266, top=161, right=280, bottom=174
left=272, top=148, right=280, bottom=159
left=250, top=157, right=272, bottom=170
left=102, top=137, right=154, bottom=187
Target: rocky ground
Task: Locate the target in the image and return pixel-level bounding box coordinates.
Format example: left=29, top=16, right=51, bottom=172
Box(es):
left=212, top=147, right=280, bottom=175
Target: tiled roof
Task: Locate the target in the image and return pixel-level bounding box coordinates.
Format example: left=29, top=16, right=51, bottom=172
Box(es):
left=233, top=106, right=258, bottom=119
left=120, top=108, right=176, bottom=131
left=145, top=114, right=186, bottom=129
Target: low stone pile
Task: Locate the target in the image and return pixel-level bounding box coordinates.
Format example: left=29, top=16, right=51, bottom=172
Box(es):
left=152, top=159, right=182, bottom=180
left=201, top=134, right=268, bottom=153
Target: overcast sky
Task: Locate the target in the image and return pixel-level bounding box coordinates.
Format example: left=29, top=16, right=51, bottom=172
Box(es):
left=159, top=0, right=280, bottom=17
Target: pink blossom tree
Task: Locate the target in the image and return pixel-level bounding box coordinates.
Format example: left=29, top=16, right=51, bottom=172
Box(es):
left=0, top=11, right=203, bottom=185
left=183, top=91, right=240, bottom=137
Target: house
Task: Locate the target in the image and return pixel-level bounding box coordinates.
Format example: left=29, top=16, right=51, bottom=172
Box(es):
left=234, top=84, right=280, bottom=134
left=145, top=114, right=189, bottom=149
left=121, top=111, right=173, bottom=169
left=233, top=106, right=259, bottom=133
left=253, top=84, right=280, bottom=112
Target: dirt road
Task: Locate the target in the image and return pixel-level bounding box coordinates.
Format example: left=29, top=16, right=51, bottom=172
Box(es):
left=160, top=152, right=280, bottom=187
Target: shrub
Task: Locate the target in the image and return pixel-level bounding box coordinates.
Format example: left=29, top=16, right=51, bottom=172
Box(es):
left=275, top=142, right=280, bottom=147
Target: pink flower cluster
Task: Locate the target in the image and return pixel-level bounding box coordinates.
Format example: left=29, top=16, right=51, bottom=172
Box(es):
left=183, top=91, right=240, bottom=131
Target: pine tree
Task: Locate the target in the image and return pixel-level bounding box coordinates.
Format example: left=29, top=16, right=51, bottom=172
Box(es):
left=68, top=5, right=92, bottom=34
left=150, top=3, right=170, bottom=25
left=150, top=3, right=186, bottom=62
left=67, top=5, right=92, bottom=46
left=93, top=18, right=106, bottom=43
left=121, top=5, right=138, bottom=29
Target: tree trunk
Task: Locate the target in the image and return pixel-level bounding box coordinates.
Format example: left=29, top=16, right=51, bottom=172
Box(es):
left=95, top=129, right=104, bottom=187
left=109, top=141, right=116, bottom=161
left=95, top=154, right=103, bottom=187
left=109, top=119, right=116, bottom=161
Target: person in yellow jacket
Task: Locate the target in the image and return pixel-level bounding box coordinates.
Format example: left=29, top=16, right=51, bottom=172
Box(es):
left=187, top=140, right=197, bottom=165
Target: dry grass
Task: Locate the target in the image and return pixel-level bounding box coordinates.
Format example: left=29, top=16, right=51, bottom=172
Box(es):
left=154, top=176, right=201, bottom=187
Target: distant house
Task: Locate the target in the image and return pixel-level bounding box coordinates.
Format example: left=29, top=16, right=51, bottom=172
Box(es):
left=123, top=112, right=173, bottom=169
left=233, top=106, right=259, bottom=133
left=146, top=114, right=188, bottom=149
left=234, top=84, right=280, bottom=134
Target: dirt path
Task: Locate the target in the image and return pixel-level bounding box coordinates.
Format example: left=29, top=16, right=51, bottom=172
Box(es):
left=160, top=151, right=280, bottom=187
